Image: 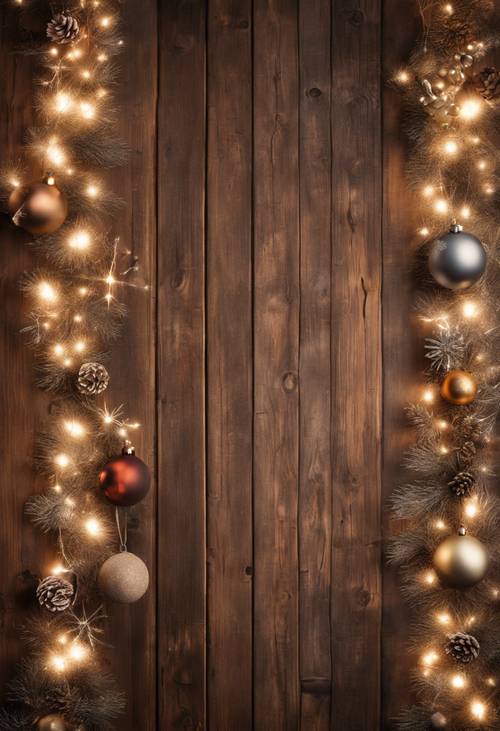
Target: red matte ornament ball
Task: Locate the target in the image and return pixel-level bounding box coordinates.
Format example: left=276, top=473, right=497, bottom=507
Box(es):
left=99, top=444, right=150, bottom=507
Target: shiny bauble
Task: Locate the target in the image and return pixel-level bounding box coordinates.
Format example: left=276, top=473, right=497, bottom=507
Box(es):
left=98, top=551, right=149, bottom=603
left=8, top=180, right=67, bottom=235
left=36, top=715, right=68, bottom=731
left=440, top=369, right=477, bottom=405
left=433, top=528, right=488, bottom=588
left=99, top=444, right=150, bottom=507
left=429, top=711, right=447, bottom=729
left=429, top=224, right=486, bottom=290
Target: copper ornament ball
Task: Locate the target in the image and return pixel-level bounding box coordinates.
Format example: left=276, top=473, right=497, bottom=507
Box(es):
left=433, top=529, right=489, bottom=588
left=99, top=444, right=150, bottom=507
left=440, top=369, right=477, bottom=405
left=36, top=715, right=68, bottom=731
left=8, top=181, right=67, bottom=235
left=98, top=551, right=149, bottom=603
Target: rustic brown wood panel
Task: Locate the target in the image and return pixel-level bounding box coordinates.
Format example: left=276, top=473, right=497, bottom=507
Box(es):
left=330, top=1, right=383, bottom=728
left=206, top=0, right=253, bottom=728
left=157, top=1, right=207, bottom=729
left=104, top=2, right=158, bottom=729
left=381, top=2, right=422, bottom=728
left=253, top=0, right=300, bottom=727
left=297, top=0, right=332, bottom=728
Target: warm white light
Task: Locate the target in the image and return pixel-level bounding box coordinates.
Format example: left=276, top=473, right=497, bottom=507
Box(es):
left=69, top=231, right=91, bottom=250
left=103, top=413, right=113, bottom=425
left=396, top=70, right=409, bottom=83
left=49, top=47, right=58, bottom=56
left=86, top=184, right=99, bottom=198
left=50, top=654, right=67, bottom=673
left=63, top=358, right=73, bottom=368
left=54, top=92, right=73, bottom=113
left=85, top=518, right=101, bottom=537
left=73, top=340, right=86, bottom=354
left=38, top=282, right=58, bottom=303
left=78, top=287, right=89, bottom=296
left=423, top=185, right=434, bottom=198
left=443, top=3, right=453, bottom=13
left=419, top=227, right=430, bottom=237
left=422, top=388, right=434, bottom=403
left=69, top=641, right=88, bottom=662
left=10, top=177, right=20, bottom=188
left=434, top=198, right=449, bottom=214
left=460, top=99, right=482, bottom=121
left=471, top=701, right=486, bottom=721
left=81, top=69, right=91, bottom=80
left=486, top=677, right=496, bottom=687
left=105, top=274, right=115, bottom=285
left=53, top=344, right=65, bottom=356
left=422, top=651, right=439, bottom=667
left=465, top=501, right=479, bottom=519
left=462, top=301, right=479, bottom=319
left=97, top=53, right=108, bottom=62
left=100, top=15, right=111, bottom=27
left=424, top=570, right=436, bottom=585
left=477, top=159, right=487, bottom=171
left=460, top=205, right=471, bottom=219
left=64, top=420, right=86, bottom=438
left=443, top=140, right=459, bottom=155
left=74, top=314, right=83, bottom=323
left=46, top=176, right=55, bottom=186
left=434, top=520, right=446, bottom=530
left=437, top=612, right=451, bottom=625
left=451, top=674, right=466, bottom=689
left=439, top=444, right=449, bottom=455
left=55, top=453, right=70, bottom=468
left=47, top=143, right=66, bottom=167
left=105, top=293, right=113, bottom=303
left=58, top=634, right=68, bottom=645
left=51, top=563, right=67, bottom=576
left=484, top=183, right=495, bottom=195
left=437, top=419, right=449, bottom=430
left=79, top=102, right=96, bottom=120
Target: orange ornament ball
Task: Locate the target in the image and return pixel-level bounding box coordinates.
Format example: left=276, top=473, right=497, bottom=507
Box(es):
left=8, top=180, right=67, bottom=235
left=440, top=369, right=477, bottom=405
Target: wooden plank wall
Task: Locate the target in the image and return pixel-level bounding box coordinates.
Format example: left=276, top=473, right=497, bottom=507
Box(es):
left=0, top=0, right=418, bottom=728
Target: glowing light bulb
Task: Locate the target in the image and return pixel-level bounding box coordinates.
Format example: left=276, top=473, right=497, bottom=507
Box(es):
left=74, top=314, right=83, bottom=323
left=85, top=517, right=101, bottom=537
left=396, top=70, right=409, bottom=83
left=484, top=183, right=495, bottom=195
left=465, top=502, right=479, bottom=520
left=58, top=634, right=68, bottom=645
left=434, top=198, right=448, bottom=215
left=38, top=281, right=58, bottom=303
left=437, top=612, right=450, bottom=625
left=69, top=231, right=91, bottom=250
left=460, top=99, right=481, bottom=121
left=471, top=701, right=486, bottom=721
left=73, top=340, right=86, bottom=353
left=437, top=419, right=449, bottom=430
left=462, top=301, right=479, bottom=319
left=460, top=205, right=471, bottom=219
left=443, top=3, right=453, bottom=13
left=81, top=69, right=91, bottom=80
left=50, top=654, right=67, bottom=673
left=105, top=274, right=115, bottom=285
left=97, top=53, right=108, bottom=62
left=46, top=176, right=55, bottom=186
left=423, top=185, right=434, bottom=198
left=451, top=674, right=466, bottom=689
left=439, top=444, right=449, bottom=455
left=422, top=651, right=439, bottom=667
left=103, top=413, right=113, bottom=424
left=100, top=16, right=111, bottom=27
left=63, top=358, right=73, bottom=367
left=486, top=677, right=496, bottom=687
left=86, top=184, right=99, bottom=198
left=424, top=570, right=436, bottom=585
left=53, top=344, right=65, bottom=356
left=51, top=564, right=67, bottom=576
left=419, top=226, right=430, bottom=236
left=492, top=588, right=499, bottom=598
left=79, top=102, right=96, bottom=120
left=10, top=178, right=20, bottom=188
left=69, top=641, right=88, bottom=662
left=47, top=143, right=66, bottom=167
left=64, top=420, right=86, bottom=438
left=434, top=520, right=446, bottom=530
left=443, top=139, right=459, bottom=155
left=422, top=388, right=434, bottom=404
left=78, top=287, right=89, bottom=296
left=55, top=453, right=70, bottom=468
left=49, top=47, right=58, bottom=56
left=54, top=92, right=73, bottom=113
left=477, top=159, right=487, bottom=171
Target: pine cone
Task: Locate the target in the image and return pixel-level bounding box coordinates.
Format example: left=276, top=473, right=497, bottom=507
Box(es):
left=47, top=13, right=81, bottom=45
left=37, top=575, right=74, bottom=612
left=458, top=440, right=477, bottom=466
left=476, top=67, right=500, bottom=101
left=448, top=471, right=475, bottom=497
left=445, top=632, right=480, bottom=663
left=77, top=362, right=109, bottom=395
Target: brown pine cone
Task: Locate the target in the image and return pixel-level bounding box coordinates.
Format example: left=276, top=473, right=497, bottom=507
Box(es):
left=47, top=13, right=81, bottom=45
left=476, top=67, right=500, bottom=101
left=448, top=471, right=475, bottom=497
left=77, top=362, right=109, bottom=396
left=445, top=632, right=480, bottom=663
left=37, top=575, right=74, bottom=612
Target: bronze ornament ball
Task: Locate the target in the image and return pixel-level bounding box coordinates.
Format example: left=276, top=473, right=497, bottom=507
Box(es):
left=98, top=551, right=149, bottom=603
left=99, top=444, right=150, bottom=507
left=428, top=224, right=486, bottom=290
left=433, top=529, right=489, bottom=588
left=36, top=715, right=68, bottom=731
left=8, top=180, right=67, bottom=235
left=440, top=369, right=477, bottom=405
left=429, top=711, right=447, bottom=729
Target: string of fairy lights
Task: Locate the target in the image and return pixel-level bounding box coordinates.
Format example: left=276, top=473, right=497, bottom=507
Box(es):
left=389, top=2, right=500, bottom=730
left=0, top=2, right=151, bottom=729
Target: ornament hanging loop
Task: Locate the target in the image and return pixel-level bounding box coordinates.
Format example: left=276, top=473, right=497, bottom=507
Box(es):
left=115, top=507, right=128, bottom=552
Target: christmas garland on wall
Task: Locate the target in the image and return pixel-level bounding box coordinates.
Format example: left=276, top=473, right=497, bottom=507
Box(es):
left=0, top=2, right=150, bottom=729
left=389, top=1, right=500, bottom=729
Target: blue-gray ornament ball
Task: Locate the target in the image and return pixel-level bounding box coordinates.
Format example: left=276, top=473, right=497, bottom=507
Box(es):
left=429, top=224, right=486, bottom=290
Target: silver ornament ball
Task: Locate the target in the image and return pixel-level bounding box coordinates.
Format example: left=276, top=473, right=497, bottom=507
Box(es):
left=429, top=224, right=486, bottom=290
left=98, top=551, right=149, bottom=603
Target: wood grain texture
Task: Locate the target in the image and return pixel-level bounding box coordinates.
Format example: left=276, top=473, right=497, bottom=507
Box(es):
left=104, top=1, right=158, bottom=729
left=157, top=1, right=207, bottom=729
left=330, top=1, right=382, bottom=728
left=381, top=1, right=422, bottom=728
left=253, top=0, right=300, bottom=727
left=298, top=0, right=332, bottom=728
left=206, top=0, right=253, bottom=728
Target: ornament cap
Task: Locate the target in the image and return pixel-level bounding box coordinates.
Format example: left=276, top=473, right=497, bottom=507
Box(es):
left=458, top=525, right=467, bottom=536
left=122, top=440, right=135, bottom=456
left=449, top=222, right=463, bottom=233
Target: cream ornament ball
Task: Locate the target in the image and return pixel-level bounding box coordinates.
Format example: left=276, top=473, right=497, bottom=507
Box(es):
left=98, top=551, right=149, bottom=603
left=433, top=526, right=489, bottom=588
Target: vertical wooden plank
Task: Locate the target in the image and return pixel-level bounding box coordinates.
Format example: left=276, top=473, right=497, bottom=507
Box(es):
left=0, top=4, right=52, bottom=698
left=253, top=0, right=300, bottom=727
left=297, top=0, right=332, bottom=728
left=206, top=1, right=253, bottom=729
left=157, top=2, right=206, bottom=729
left=330, top=1, right=382, bottom=727
left=381, top=2, right=421, bottom=727
left=105, top=1, right=158, bottom=729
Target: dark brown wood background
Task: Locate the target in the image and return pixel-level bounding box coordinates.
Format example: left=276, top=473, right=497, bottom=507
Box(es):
left=0, top=0, right=423, bottom=729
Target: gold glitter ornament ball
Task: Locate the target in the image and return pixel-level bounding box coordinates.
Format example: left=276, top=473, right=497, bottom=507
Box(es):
left=36, top=715, right=68, bottom=731
left=440, top=369, right=477, bottom=405
left=98, top=551, right=149, bottom=603
left=433, top=528, right=489, bottom=588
